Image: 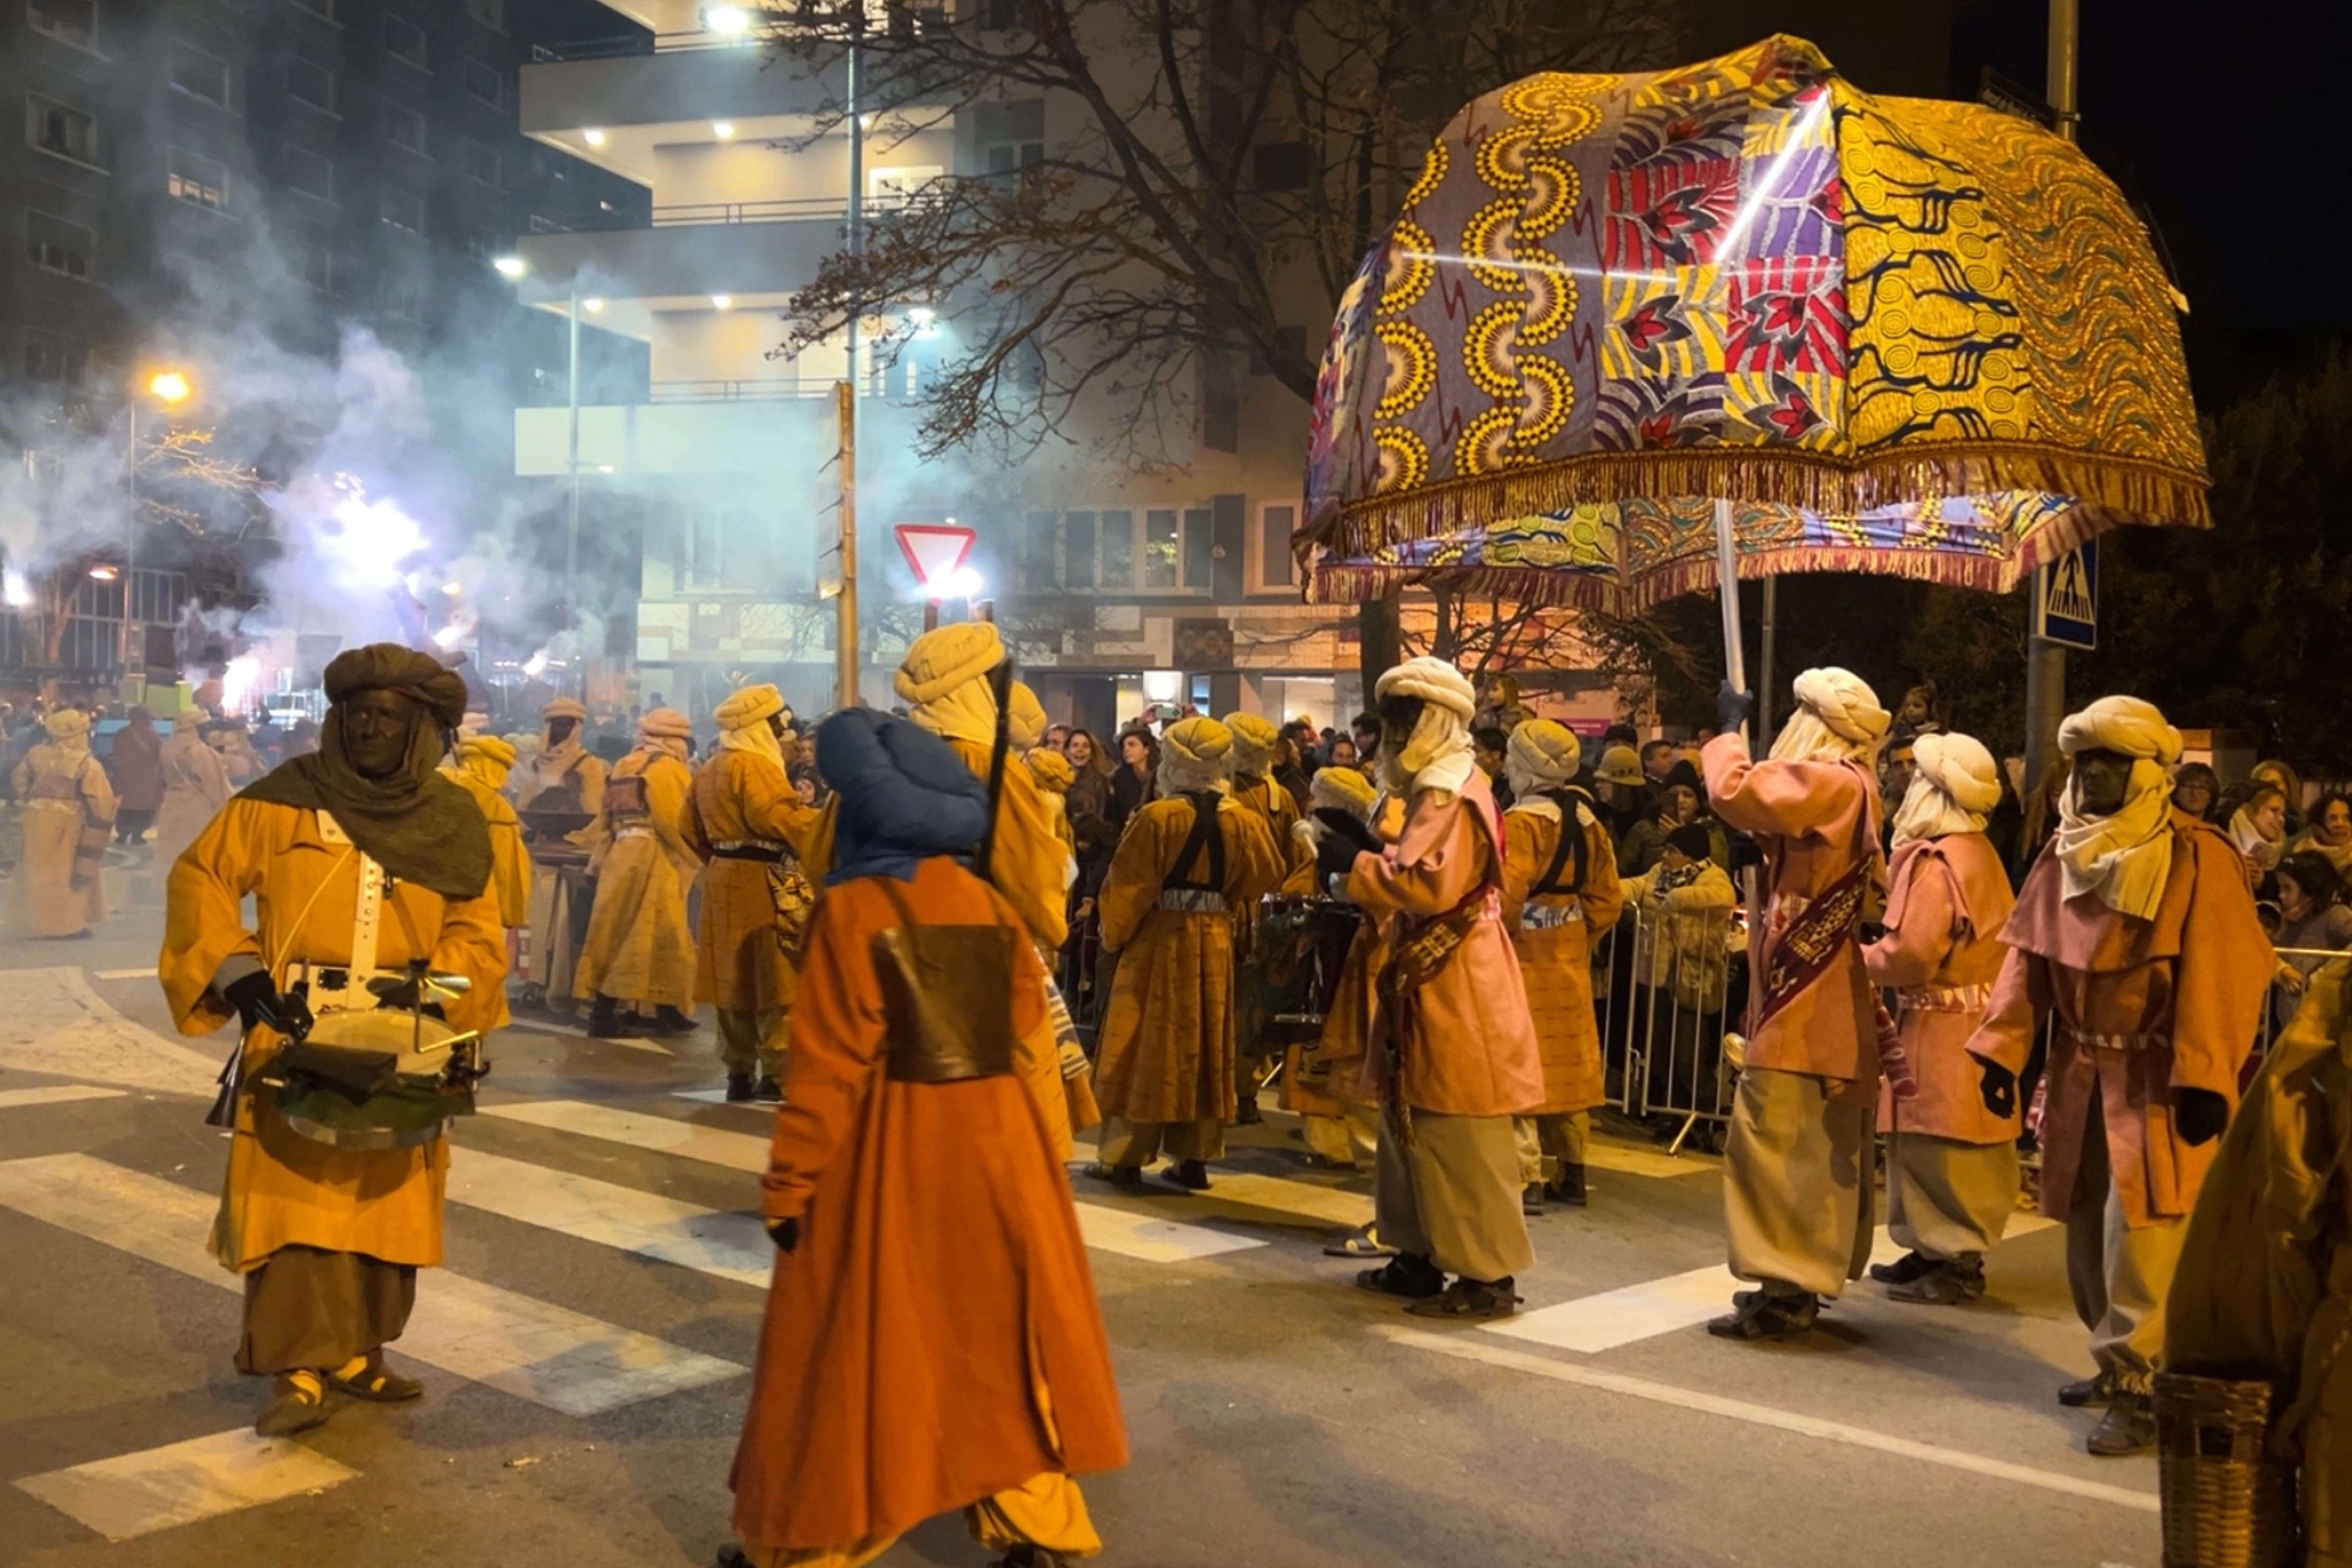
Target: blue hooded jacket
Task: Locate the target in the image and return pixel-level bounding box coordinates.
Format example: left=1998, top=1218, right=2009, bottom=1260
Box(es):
left=815, top=707, right=990, bottom=885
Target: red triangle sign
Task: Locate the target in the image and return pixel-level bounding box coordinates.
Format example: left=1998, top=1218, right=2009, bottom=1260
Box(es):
left=894, top=524, right=977, bottom=595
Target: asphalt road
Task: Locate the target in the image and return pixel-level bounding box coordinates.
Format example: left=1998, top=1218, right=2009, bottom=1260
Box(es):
left=0, top=861, right=2161, bottom=1567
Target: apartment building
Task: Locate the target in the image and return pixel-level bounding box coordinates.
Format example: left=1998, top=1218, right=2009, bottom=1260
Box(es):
left=510, top=2, right=1355, bottom=733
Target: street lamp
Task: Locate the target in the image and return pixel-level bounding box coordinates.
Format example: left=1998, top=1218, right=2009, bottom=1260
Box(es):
left=148, top=371, right=192, bottom=405
left=123, top=366, right=194, bottom=679
left=490, top=253, right=584, bottom=688
left=493, top=254, right=527, bottom=279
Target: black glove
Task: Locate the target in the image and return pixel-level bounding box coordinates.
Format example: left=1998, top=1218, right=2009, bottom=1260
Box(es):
left=1313, top=808, right=1380, bottom=856
left=223, top=971, right=313, bottom=1039
left=765, top=1217, right=800, bottom=1255
left=1316, top=829, right=1366, bottom=889
left=371, top=978, right=447, bottom=1019
left=1716, top=680, right=1755, bottom=737
left=1976, top=1057, right=2018, bottom=1119
left=2175, top=1088, right=2229, bottom=1147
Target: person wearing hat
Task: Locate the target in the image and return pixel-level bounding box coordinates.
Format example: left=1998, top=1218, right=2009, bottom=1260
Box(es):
left=1591, top=743, right=1652, bottom=840
left=11, top=708, right=117, bottom=937
left=155, top=715, right=236, bottom=868
left=1500, top=720, right=1623, bottom=1213
left=684, top=684, right=820, bottom=1100
left=511, top=697, right=610, bottom=1009
left=1225, top=710, right=1308, bottom=1124
left=1966, top=696, right=2270, bottom=1455
left=1277, top=765, right=1386, bottom=1174
left=1618, top=757, right=1728, bottom=878
left=574, top=707, right=701, bottom=1038
left=1086, top=716, right=1286, bottom=1191
left=1703, top=667, right=1893, bottom=1342
left=444, top=734, right=533, bottom=934
left=513, top=698, right=608, bottom=816
left=1320, top=657, right=1542, bottom=1320
left=158, top=644, right=504, bottom=1437
left=721, top=709, right=1126, bottom=1568
left=209, top=721, right=265, bottom=787
left=1861, top=732, right=2021, bottom=1307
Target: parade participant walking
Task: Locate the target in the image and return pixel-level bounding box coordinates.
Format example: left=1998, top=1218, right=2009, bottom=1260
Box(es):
left=1500, top=720, right=1623, bottom=1213
left=511, top=698, right=609, bottom=1010
left=723, top=707, right=1125, bottom=1568
left=155, top=712, right=234, bottom=867
left=1861, top=732, right=2019, bottom=1306
left=685, top=685, right=818, bottom=1102
left=1966, top=696, right=2269, bottom=1455
left=158, top=645, right=503, bottom=1438
left=111, top=706, right=164, bottom=847
left=1325, top=657, right=1542, bottom=1320
left=1226, top=710, right=1306, bottom=1123
left=1278, top=764, right=1385, bottom=1172
left=1703, top=667, right=1890, bottom=1341
left=443, top=735, right=532, bottom=935
left=1088, top=717, right=1284, bottom=1191
left=211, top=722, right=264, bottom=787
left=12, top=709, right=116, bottom=938
left=513, top=698, right=608, bottom=815
left=574, top=707, right=700, bottom=1039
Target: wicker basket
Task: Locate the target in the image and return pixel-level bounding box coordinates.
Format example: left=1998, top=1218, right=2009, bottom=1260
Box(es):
left=2155, top=1372, right=2299, bottom=1568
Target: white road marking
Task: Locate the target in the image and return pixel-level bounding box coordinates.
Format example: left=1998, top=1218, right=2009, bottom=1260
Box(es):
left=92, top=968, right=155, bottom=982
left=15, top=1427, right=356, bottom=1541
left=1490, top=1217, right=2060, bottom=1354
left=674, top=1086, right=747, bottom=1106
left=507, top=1019, right=673, bottom=1053
left=444, top=1145, right=776, bottom=1286
left=0, top=1085, right=127, bottom=1110
left=1584, top=1139, right=1716, bottom=1180
left=480, top=1098, right=1265, bottom=1265
left=1379, top=1325, right=2159, bottom=1513
left=1071, top=1132, right=1373, bottom=1228
left=0, top=1154, right=741, bottom=1415
left=0, top=967, right=223, bottom=1098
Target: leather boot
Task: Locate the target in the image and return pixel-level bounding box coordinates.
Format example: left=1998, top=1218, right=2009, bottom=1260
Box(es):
left=585, top=995, right=626, bottom=1038
left=1547, top=1163, right=1588, bottom=1207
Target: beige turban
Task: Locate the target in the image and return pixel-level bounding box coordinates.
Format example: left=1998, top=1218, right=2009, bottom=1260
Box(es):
left=1224, top=712, right=1281, bottom=778
left=714, top=683, right=785, bottom=731
left=1506, top=719, right=1580, bottom=786
left=1891, top=731, right=2001, bottom=846
left=1007, top=680, right=1049, bottom=753
left=896, top=622, right=1005, bottom=747
left=1158, top=715, right=1234, bottom=796
left=2054, top=695, right=2180, bottom=919
left=1310, top=764, right=1377, bottom=820
left=638, top=706, right=691, bottom=741
left=455, top=734, right=518, bottom=792
left=43, top=709, right=90, bottom=744
left=1771, top=667, right=1889, bottom=764
left=1376, top=656, right=1477, bottom=721
left=542, top=698, right=587, bottom=722
left=1374, top=657, right=1477, bottom=793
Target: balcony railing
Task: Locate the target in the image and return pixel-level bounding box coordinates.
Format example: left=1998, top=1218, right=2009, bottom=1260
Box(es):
left=530, top=190, right=939, bottom=233
left=531, top=6, right=950, bottom=61
left=649, top=378, right=836, bottom=403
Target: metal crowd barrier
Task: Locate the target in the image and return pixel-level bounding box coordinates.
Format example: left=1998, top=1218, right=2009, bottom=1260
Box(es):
left=1594, top=900, right=1746, bottom=1155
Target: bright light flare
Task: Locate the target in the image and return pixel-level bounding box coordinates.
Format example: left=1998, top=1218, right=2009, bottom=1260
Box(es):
left=323, top=486, right=431, bottom=590
left=87, top=564, right=119, bottom=582
left=3, top=570, right=31, bottom=608
left=582, top=128, right=607, bottom=148
left=522, top=648, right=551, bottom=678
left=493, top=255, right=527, bottom=279
left=710, top=293, right=733, bottom=310
left=706, top=7, right=749, bottom=34
left=220, top=655, right=262, bottom=716
left=442, top=581, right=465, bottom=596
left=711, top=120, right=735, bottom=139
left=581, top=297, right=605, bottom=313
left=431, top=619, right=472, bottom=651
left=939, top=567, right=984, bottom=599
left=148, top=371, right=193, bottom=404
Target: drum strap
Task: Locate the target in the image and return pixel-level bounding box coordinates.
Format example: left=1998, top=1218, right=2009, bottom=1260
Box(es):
left=1530, top=787, right=1596, bottom=898
left=318, top=812, right=386, bottom=1009
left=1163, top=792, right=1226, bottom=895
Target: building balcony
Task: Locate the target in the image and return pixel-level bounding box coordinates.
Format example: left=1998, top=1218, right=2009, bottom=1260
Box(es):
left=515, top=383, right=923, bottom=476
left=513, top=203, right=845, bottom=309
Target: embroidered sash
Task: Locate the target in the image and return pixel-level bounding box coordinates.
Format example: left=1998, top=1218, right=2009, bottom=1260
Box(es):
left=1753, top=814, right=1917, bottom=1098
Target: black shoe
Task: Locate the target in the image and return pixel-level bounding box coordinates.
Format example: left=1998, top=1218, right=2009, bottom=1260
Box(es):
left=1081, top=1162, right=1145, bottom=1188
left=995, top=1547, right=1071, bottom=1568
left=724, top=1074, right=754, bottom=1103
left=652, top=1006, right=699, bottom=1036
left=1707, top=1291, right=1821, bottom=1341
left=2086, top=1390, right=2156, bottom=1456
left=1546, top=1163, right=1588, bottom=1207
left=1869, top=1249, right=1934, bottom=1287
left=715, top=1545, right=753, bottom=1568
left=1522, top=1182, right=1545, bottom=1217
left=1887, top=1260, right=1977, bottom=1306
left=1355, top=1252, right=1446, bottom=1300
left=1161, top=1159, right=1210, bottom=1192
left=1235, top=1096, right=1263, bottom=1126
left=752, top=1076, right=783, bottom=1103
left=1405, top=1276, right=1522, bottom=1320
left=2059, top=1371, right=2118, bottom=1409
left=586, top=997, right=628, bottom=1039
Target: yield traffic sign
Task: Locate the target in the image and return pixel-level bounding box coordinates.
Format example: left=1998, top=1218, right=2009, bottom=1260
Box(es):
left=894, top=524, right=977, bottom=598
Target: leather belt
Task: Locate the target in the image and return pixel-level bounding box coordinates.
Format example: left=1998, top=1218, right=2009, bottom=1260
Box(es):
left=1158, top=889, right=1226, bottom=914
left=1898, top=981, right=1993, bottom=1015
left=711, top=840, right=785, bottom=864
left=2062, top=1024, right=2171, bottom=1052
left=1520, top=901, right=1584, bottom=930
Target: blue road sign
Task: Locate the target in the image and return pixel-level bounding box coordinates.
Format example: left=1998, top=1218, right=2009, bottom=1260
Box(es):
left=2035, top=540, right=2098, bottom=651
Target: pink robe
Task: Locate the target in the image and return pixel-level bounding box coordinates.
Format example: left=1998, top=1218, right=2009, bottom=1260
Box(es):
left=1864, top=833, right=2017, bottom=1144
left=1346, top=768, right=1543, bottom=1118
left=1964, top=821, right=2271, bottom=1228
left=1700, top=734, right=1885, bottom=1089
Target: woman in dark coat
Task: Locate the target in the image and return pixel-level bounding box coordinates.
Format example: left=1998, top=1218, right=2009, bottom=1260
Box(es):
left=110, top=707, right=166, bottom=845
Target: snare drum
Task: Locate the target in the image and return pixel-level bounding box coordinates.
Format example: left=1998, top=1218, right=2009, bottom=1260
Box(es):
left=265, top=1008, right=485, bottom=1151
left=1243, top=896, right=1364, bottom=1048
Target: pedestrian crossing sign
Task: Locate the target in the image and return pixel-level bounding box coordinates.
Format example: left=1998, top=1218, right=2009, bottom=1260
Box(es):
left=2034, top=541, right=2097, bottom=650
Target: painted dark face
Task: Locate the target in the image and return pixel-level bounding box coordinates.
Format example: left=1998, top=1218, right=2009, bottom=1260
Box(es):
left=343, top=689, right=421, bottom=780
left=547, top=716, right=579, bottom=747
left=2072, top=748, right=2134, bottom=818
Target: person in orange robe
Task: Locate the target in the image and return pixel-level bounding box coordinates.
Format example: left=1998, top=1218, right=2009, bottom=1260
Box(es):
left=1226, top=711, right=1308, bottom=1124
left=443, top=734, right=533, bottom=933
left=724, top=708, right=1125, bottom=1568
left=1499, top=719, right=1623, bottom=1214
left=1966, top=696, right=2270, bottom=1456
left=1862, top=732, right=2019, bottom=1306
left=1702, top=667, right=1890, bottom=1341
left=1278, top=765, right=1384, bottom=1173
left=574, top=707, right=700, bottom=1037
left=1321, top=657, right=1542, bottom=1321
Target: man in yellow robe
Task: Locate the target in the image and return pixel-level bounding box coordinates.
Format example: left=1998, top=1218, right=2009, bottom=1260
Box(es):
left=512, top=698, right=608, bottom=1010
left=1224, top=710, right=1308, bottom=1123
left=443, top=734, right=532, bottom=933
left=12, top=708, right=115, bottom=938
left=160, top=645, right=505, bottom=1437
left=685, top=685, right=819, bottom=1101
left=575, top=707, right=700, bottom=1037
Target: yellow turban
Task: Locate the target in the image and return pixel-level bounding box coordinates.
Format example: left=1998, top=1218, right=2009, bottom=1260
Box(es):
left=1158, top=716, right=1234, bottom=796
left=1309, top=765, right=1376, bottom=820
left=895, top=622, right=1004, bottom=707
left=456, top=734, right=518, bottom=791
left=716, top=683, right=785, bottom=731
left=43, top=709, right=90, bottom=742
left=1008, top=680, right=1049, bottom=752
left=1223, top=712, right=1281, bottom=778
left=638, top=706, right=692, bottom=742
left=1025, top=747, right=1074, bottom=795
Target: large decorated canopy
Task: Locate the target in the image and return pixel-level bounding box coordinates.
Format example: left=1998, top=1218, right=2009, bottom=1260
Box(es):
left=1298, top=36, right=2208, bottom=613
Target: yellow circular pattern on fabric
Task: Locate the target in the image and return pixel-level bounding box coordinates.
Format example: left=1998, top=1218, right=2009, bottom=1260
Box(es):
left=1376, top=322, right=1438, bottom=420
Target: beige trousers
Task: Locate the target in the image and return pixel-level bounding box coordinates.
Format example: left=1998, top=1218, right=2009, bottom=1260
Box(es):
left=1723, top=1067, right=1876, bottom=1299
left=1512, top=1110, right=1591, bottom=1185
left=2066, top=1093, right=2186, bottom=1394
left=717, top=1007, right=787, bottom=1080
left=1303, top=1104, right=1380, bottom=1168
left=739, top=1472, right=1100, bottom=1567
left=1886, top=1131, right=2019, bottom=1261
left=1098, top=1116, right=1224, bottom=1166
left=1376, top=1111, right=1534, bottom=1282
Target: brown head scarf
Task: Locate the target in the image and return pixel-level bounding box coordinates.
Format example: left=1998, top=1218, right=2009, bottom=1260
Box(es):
left=239, top=644, right=493, bottom=900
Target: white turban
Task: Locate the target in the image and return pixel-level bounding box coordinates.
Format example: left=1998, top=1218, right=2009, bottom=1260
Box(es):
left=1770, top=667, right=1890, bottom=764
left=1505, top=719, right=1581, bottom=812
left=2053, top=696, right=2180, bottom=919
left=1223, top=712, right=1282, bottom=779
left=1158, top=716, right=1234, bottom=797
left=1374, top=657, right=1477, bottom=794
left=1891, top=731, right=2001, bottom=847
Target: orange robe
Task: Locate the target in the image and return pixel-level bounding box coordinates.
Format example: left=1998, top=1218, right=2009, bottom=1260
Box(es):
left=731, top=858, right=1126, bottom=1553
left=449, top=771, right=532, bottom=929
left=683, top=749, right=820, bottom=1012
left=1865, top=832, right=2016, bottom=1143
left=573, top=748, right=698, bottom=1008
left=1501, top=802, right=1623, bottom=1116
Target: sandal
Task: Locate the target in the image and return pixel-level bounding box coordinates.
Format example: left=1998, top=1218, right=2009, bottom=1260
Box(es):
left=328, top=1353, right=423, bottom=1403
left=1080, top=1162, right=1144, bottom=1188
left=1355, top=1253, right=1445, bottom=1300
left=1323, top=1223, right=1397, bottom=1259
left=1404, top=1277, right=1521, bottom=1320
left=256, top=1369, right=331, bottom=1436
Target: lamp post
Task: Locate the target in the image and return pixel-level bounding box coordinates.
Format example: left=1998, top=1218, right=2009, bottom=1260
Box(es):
left=494, top=255, right=584, bottom=692
left=123, top=368, right=193, bottom=679
left=2021, top=0, right=2081, bottom=804
left=835, top=6, right=867, bottom=709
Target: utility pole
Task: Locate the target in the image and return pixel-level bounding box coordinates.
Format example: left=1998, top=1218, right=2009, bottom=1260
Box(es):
left=566, top=275, right=583, bottom=695
left=836, top=380, right=858, bottom=708
left=2022, top=0, right=2079, bottom=798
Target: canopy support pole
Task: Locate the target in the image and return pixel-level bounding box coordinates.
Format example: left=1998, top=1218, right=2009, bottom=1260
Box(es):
left=1711, top=498, right=1747, bottom=742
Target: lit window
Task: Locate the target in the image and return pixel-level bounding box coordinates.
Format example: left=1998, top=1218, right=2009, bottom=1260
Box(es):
left=167, top=145, right=230, bottom=209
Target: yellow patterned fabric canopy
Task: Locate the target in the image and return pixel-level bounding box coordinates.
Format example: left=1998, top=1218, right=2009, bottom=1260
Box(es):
left=1298, top=35, right=2208, bottom=613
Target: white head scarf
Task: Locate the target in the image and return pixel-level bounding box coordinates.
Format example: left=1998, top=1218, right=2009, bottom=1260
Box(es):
left=1375, top=657, right=1477, bottom=795
left=1891, top=732, right=2002, bottom=847
left=2052, top=696, right=2183, bottom=920
left=1504, top=720, right=1582, bottom=823
left=1769, top=667, right=1890, bottom=765
left=715, top=684, right=787, bottom=773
